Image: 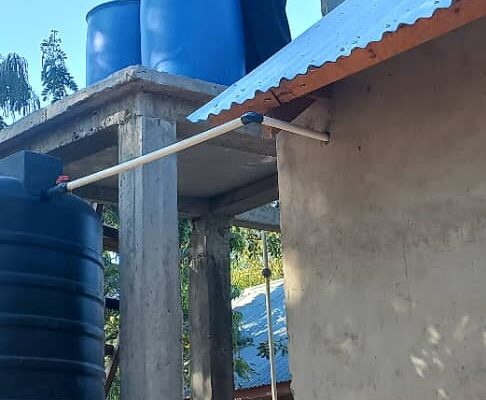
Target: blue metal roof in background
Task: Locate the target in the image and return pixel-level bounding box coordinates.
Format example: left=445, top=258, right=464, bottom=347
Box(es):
left=188, top=0, right=456, bottom=123
left=232, top=279, right=290, bottom=389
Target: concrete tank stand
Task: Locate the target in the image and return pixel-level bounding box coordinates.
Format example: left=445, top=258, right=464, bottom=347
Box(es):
left=0, top=67, right=281, bottom=400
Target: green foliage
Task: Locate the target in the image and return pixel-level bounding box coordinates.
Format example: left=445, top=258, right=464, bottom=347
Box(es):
left=231, top=227, right=284, bottom=290
left=256, top=338, right=289, bottom=360
left=179, top=220, right=192, bottom=321
left=232, top=308, right=255, bottom=380
left=104, top=255, right=121, bottom=397
left=102, top=206, right=121, bottom=398
left=229, top=226, right=287, bottom=364
left=179, top=219, right=192, bottom=385
left=104, top=251, right=119, bottom=298
left=0, top=116, right=6, bottom=130
left=106, top=370, right=121, bottom=400
left=40, top=30, right=78, bottom=103
left=0, top=53, right=39, bottom=121
left=101, top=205, right=119, bottom=228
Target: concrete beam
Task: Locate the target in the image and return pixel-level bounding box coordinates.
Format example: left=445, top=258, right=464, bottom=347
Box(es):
left=49, top=132, right=118, bottom=165
left=0, top=66, right=222, bottom=151
left=118, top=100, right=182, bottom=400
left=102, top=204, right=280, bottom=259
left=234, top=204, right=281, bottom=232
left=178, top=120, right=277, bottom=158
left=0, top=108, right=127, bottom=160
left=79, top=182, right=281, bottom=231
left=76, top=185, right=207, bottom=216
left=0, top=67, right=277, bottom=163
left=210, top=175, right=279, bottom=216
left=74, top=185, right=119, bottom=204
left=190, top=216, right=234, bottom=400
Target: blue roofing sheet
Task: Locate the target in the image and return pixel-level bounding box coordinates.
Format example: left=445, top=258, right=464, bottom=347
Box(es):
left=188, top=0, right=455, bottom=123
left=232, top=279, right=290, bottom=389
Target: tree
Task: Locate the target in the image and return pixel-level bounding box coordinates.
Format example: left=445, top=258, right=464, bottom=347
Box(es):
left=230, top=226, right=284, bottom=290
left=0, top=53, right=39, bottom=122
left=40, top=30, right=78, bottom=103
left=0, top=116, right=6, bottom=130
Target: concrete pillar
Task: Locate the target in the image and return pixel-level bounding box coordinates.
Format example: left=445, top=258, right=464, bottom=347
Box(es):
left=321, top=0, right=346, bottom=15
left=118, top=99, right=182, bottom=399
left=190, top=215, right=234, bottom=400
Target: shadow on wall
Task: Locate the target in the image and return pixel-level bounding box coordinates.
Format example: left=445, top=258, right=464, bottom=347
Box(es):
left=409, top=318, right=486, bottom=399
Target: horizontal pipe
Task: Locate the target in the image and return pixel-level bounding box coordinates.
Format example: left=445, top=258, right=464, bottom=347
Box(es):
left=66, top=118, right=244, bottom=191
left=263, top=116, right=330, bottom=142
left=46, top=113, right=328, bottom=194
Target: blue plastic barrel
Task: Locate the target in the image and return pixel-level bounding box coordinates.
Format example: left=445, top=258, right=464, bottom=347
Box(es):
left=140, top=0, right=245, bottom=86
left=86, top=0, right=141, bottom=85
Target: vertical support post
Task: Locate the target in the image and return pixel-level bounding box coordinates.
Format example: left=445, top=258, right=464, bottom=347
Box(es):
left=118, top=101, right=182, bottom=400
left=190, top=215, right=234, bottom=400
left=262, top=232, right=278, bottom=400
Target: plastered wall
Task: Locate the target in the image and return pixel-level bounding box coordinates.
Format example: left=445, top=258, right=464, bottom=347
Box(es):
left=277, top=18, right=486, bottom=400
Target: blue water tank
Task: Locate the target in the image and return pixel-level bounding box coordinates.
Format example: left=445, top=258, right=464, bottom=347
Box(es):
left=0, top=152, right=104, bottom=399
left=86, top=0, right=141, bottom=85
left=140, top=0, right=245, bottom=85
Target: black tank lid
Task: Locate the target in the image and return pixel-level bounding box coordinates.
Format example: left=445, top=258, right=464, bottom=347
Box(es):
left=0, top=151, right=62, bottom=196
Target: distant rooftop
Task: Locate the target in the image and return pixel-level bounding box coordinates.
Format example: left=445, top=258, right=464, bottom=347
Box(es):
left=232, top=279, right=290, bottom=390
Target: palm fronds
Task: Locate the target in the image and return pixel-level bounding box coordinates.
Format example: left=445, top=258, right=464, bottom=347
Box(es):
left=0, top=53, right=39, bottom=120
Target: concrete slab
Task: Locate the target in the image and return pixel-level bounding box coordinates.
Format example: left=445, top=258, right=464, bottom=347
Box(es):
left=0, top=66, right=278, bottom=217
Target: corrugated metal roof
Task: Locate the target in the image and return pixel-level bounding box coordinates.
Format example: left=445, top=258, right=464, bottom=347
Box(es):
left=189, top=0, right=485, bottom=123
left=232, top=279, right=290, bottom=390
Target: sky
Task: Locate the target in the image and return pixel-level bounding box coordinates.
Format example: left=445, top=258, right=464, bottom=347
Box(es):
left=0, top=0, right=322, bottom=101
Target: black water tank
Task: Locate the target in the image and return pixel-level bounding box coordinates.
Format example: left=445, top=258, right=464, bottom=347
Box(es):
left=0, top=152, right=104, bottom=400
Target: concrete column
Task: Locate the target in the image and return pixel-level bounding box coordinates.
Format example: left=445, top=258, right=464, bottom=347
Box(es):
left=321, top=0, right=346, bottom=15
left=118, top=102, right=182, bottom=399
left=190, top=215, right=234, bottom=400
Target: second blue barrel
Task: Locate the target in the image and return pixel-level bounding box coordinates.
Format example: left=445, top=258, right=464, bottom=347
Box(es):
left=86, top=0, right=141, bottom=85
left=140, top=0, right=245, bottom=86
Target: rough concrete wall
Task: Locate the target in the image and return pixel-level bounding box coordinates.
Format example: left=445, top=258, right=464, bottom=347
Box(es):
left=277, top=19, right=486, bottom=400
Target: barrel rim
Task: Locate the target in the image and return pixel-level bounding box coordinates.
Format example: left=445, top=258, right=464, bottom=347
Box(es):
left=86, top=0, right=140, bottom=22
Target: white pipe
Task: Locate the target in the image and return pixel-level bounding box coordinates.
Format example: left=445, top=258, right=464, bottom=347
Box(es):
left=66, top=118, right=244, bottom=191
left=262, top=231, right=278, bottom=400
left=263, top=116, right=330, bottom=143
left=55, top=114, right=328, bottom=193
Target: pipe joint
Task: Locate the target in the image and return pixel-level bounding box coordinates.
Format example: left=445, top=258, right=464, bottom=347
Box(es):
left=241, top=112, right=264, bottom=125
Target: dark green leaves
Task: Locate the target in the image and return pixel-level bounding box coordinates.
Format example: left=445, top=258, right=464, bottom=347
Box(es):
left=40, top=30, right=78, bottom=103
left=256, top=338, right=289, bottom=360
left=0, top=53, right=39, bottom=120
